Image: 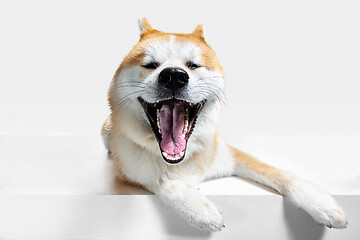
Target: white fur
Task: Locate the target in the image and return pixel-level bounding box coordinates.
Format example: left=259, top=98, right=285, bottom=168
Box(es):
left=286, top=177, right=348, bottom=228
left=154, top=180, right=224, bottom=231
left=233, top=164, right=348, bottom=228
left=105, top=33, right=347, bottom=231
left=203, top=137, right=235, bottom=180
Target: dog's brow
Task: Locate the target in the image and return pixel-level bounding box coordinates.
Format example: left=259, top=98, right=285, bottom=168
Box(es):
left=144, top=52, right=156, bottom=62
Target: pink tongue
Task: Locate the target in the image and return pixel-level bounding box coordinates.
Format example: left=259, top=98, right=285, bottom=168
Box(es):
left=159, top=101, right=186, bottom=155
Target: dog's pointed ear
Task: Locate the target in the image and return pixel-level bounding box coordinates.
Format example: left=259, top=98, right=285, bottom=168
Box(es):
left=192, top=24, right=204, bottom=38
left=138, top=17, right=153, bottom=36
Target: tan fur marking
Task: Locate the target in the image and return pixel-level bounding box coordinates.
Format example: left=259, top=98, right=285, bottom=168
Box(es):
left=192, top=24, right=204, bottom=39
left=194, top=132, right=218, bottom=171
left=228, top=145, right=290, bottom=195
left=111, top=34, right=170, bottom=83
left=139, top=17, right=155, bottom=37
left=204, top=203, right=210, bottom=208
left=101, top=115, right=112, bottom=137
left=209, top=132, right=219, bottom=165
left=174, top=36, right=224, bottom=74
left=112, top=25, right=222, bottom=80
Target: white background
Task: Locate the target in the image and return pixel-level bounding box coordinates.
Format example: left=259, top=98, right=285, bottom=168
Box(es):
left=1, top=1, right=360, bottom=239
left=1, top=0, right=359, bottom=136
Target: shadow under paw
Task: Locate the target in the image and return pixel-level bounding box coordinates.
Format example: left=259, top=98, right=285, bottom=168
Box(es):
left=283, top=198, right=325, bottom=240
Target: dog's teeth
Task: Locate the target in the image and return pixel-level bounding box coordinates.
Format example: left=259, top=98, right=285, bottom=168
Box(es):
left=157, top=109, right=161, bottom=134
left=157, top=120, right=161, bottom=133
left=184, top=119, right=188, bottom=129
left=183, top=109, right=189, bottom=135
left=162, top=151, right=184, bottom=161
left=183, top=118, right=188, bottom=136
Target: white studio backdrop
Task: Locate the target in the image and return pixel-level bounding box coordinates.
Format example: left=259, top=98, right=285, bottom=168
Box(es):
left=0, top=0, right=359, bottom=136
left=1, top=2, right=360, bottom=239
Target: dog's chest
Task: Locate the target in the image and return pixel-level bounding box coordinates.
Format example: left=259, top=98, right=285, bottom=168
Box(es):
left=113, top=135, right=205, bottom=188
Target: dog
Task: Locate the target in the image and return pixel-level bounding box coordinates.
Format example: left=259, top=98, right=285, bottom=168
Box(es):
left=101, top=18, right=348, bottom=231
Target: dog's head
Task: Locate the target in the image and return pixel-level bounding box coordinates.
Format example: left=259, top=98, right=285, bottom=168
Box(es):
left=109, top=18, right=224, bottom=164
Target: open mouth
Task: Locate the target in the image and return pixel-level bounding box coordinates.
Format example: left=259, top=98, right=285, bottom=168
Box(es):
left=138, top=97, right=206, bottom=164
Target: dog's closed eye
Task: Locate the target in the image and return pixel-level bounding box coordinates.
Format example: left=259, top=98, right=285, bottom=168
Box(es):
left=142, top=62, right=159, bottom=69
left=186, top=61, right=202, bottom=70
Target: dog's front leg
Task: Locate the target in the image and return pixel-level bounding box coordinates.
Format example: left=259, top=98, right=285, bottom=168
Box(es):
left=228, top=145, right=348, bottom=228
left=150, top=179, right=224, bottom=232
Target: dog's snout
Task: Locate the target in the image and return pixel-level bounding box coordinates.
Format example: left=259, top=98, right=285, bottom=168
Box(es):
left=158, top=67, right=189, bottom=91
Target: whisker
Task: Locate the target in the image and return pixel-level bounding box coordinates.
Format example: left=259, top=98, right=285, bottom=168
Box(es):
left=110, top=85, right=146, bottom=90
left=199, top=90, right=224, bottom=110
left=199, top=88, right=226, bottom=105
left=114, top=80, right=147, bottom=85
left=110, top=80, right=148, bottom=91
left=117, top=97, right=139, bottom=113
left=197, top=82, right=225, bottom=95
left=194, top=76, right=223, bottom=82
left=114, top=90, right=146, bottom=111
left=197, top=83, right=226, bottom=98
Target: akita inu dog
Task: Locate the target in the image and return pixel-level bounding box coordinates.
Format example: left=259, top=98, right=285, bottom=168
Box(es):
left=102, top=18, right=347, bottom=231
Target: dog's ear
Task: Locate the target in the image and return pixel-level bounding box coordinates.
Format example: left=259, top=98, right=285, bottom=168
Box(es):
left=192, top=24, right=204, bottom=39
left=138, top=17, right=154, bottom=37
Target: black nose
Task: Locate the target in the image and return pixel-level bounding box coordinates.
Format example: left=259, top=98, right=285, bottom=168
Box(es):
left=158, top=67, right=189, bottom=91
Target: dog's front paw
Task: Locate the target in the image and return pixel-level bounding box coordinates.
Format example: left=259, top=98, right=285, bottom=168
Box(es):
left=184, top=201, right=224, bottom=232
left=288, top=180, right=348, bottom=229
left=314, top=205, right=348, bottom=229
left=156, top=181, right=224, bottom=232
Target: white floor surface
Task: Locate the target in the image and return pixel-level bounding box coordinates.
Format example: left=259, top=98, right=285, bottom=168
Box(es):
left=0, top=135, right=359, bottom=239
